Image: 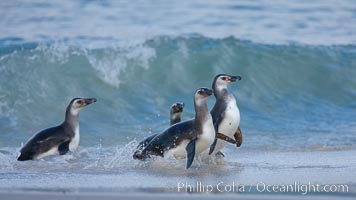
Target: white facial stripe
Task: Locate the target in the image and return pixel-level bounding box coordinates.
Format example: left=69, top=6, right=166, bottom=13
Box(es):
left=215, top=78, right=228, bottom=91
left=70, top=99, right=85, bottom=116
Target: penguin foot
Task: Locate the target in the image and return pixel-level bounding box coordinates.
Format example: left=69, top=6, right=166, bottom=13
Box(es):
left=215, top=151, right=225, bottom=157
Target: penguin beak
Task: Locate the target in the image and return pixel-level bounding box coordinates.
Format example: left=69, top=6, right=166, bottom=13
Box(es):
left=84, top=98, right=97, bottom=105
left=229, top=75, right=242, bottom=82
left=204, top=88, right=213, bottom=96
left=197, top=87, right=213, bottom=97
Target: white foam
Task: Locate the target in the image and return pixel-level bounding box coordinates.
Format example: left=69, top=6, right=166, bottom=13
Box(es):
left=86, top=45, right=156, bottom=87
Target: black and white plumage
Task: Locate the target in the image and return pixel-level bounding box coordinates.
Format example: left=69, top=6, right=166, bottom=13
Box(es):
left=133, top=88, right=215, bottom=169
left=17, top=98, right=97, bottom=161
left=134, top=102, right=184, bottom=153
left=208, top=74, right=243, bottom=156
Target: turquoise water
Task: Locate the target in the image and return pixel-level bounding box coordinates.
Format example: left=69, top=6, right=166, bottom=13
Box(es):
left=0, top=0, right=356, bottom=194
left=1, top=37, right=355, bottom=150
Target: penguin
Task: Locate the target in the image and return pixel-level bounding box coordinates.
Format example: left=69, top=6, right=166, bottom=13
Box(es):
left=134, top=102, right=184, bottom=153
left=17, top=98, right=97, bottom=161
left=208, top=74, right=243, bottom=156
left=133, top=88, right=216, bottom=169
left=170, top=102, right=184, bottom=125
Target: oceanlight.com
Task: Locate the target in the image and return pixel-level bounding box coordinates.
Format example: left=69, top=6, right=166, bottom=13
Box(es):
left=177, top=182, right=349, bottom=195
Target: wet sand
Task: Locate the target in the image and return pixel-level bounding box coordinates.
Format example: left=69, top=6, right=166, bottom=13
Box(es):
left=1, top=149, right=355, bottom=199
left=1, top=190, right=355, bottom=200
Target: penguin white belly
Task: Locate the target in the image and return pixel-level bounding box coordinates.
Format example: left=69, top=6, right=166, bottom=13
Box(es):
left=166, top=119, right=215, bottom=159
left=218, top=99, right=240, bottom=138
left=202, top=99, right=240, bottom=157
left=196, top=119, right=216, bottom=154
left=213, top=100, right=240, bottom=153
left=69, top=125, right=80, bottom=152
left=35, top=146, right=59, bottom=159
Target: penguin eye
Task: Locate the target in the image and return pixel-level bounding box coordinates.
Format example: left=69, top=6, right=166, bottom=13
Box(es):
left=77, top=100, right=83, bottom=104
left=222, top=77, right=227, bottom=81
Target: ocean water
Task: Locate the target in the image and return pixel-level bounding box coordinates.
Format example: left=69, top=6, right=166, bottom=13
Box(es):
left=0, top=0, right=356, bottom=195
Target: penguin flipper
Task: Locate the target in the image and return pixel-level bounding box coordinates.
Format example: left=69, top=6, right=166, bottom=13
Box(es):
left=215, top=151, right=225, bottom=157
left=213, top=109, right=227, bottom=131
left=58, top=141, right=70, bottom=155
left=208, top=139, right=217, bottom=155
left=234, top=127, right=243, bottom=147
left=209, top=111, right=225, bottom=154
left=216, top=132, right=236, bottom=144
left=213, top=117, right=221, bottom=132
left=185, top=139, right=196, bottom=169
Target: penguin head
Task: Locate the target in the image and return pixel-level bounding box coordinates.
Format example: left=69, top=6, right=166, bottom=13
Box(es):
left=69, top=98, right=97, bottom=115
left=133, top=150, right=150, bottom=160
left=212, top=74, right=241, bottom=92
left=194, top=87, right=213, bottom=106
left=170, top=102, right=184, bottom=115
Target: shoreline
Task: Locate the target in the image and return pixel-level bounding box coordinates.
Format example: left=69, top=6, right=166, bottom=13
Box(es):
left=1, top=150, right=355, bottom=199
left=1, top=189, right=355, bottom=200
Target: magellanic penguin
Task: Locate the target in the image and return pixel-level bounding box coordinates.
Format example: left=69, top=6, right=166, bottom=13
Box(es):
left=17, top=98, right=97, bottom=161
left=170, top=102, right=184, bottom=125
left=208, top=74, right=243, bottom=156
left=133, top=88, right=216, bottom=169
left=134, top=102, right=184, bottom=153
